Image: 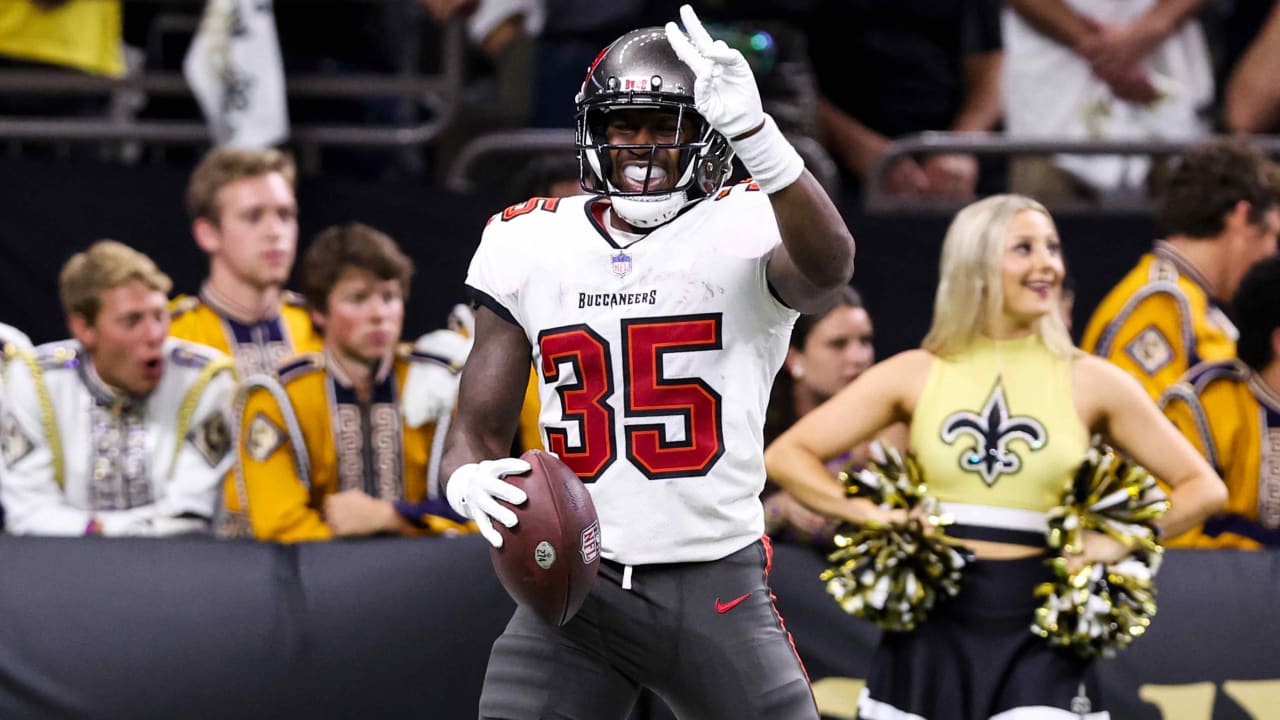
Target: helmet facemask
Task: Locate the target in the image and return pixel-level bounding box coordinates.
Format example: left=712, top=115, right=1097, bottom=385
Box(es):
left=573, top=26, right=736, bottom=229
left=577, top=102, right=733, bottom=229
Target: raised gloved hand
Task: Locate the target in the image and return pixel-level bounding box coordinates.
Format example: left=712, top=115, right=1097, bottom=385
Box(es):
left=664, top=4, right=763, bottom=140
left=445, top=458, right=530, bottom=548
left=664, top=4, right=803, bottom=193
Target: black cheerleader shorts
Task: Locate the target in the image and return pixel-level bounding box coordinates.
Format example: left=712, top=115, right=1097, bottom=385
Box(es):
left=857, top=555, right=1109, bottom=720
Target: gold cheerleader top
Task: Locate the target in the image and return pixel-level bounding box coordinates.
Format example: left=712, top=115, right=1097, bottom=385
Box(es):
left=910, top=334, right=1089, bottom=545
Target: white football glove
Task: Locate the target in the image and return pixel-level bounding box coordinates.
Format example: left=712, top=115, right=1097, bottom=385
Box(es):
left=402, top=327, right=473, bottom=428
left=446, top=458, right=531, bottom=548
left=664, top=4, right=762, bottom=140
left=664, top=4, right=804, bottom=193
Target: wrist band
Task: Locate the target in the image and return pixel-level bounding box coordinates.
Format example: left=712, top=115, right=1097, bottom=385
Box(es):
left=728, top=114, right=805, bottom=194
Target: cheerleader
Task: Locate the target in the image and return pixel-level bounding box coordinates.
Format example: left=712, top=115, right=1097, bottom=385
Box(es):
left=765, top=194, right=1225, bottom=719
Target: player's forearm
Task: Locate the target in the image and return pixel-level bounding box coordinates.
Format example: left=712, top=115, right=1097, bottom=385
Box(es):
left=731, top=112, right=854, bottom=294
left=770, top=172, right=856, bottom=291
left=441, top=369, right=527, bottom=482
left=440, top=422, right=512, bottom=489
left=440, top=306, right=533, bottom=488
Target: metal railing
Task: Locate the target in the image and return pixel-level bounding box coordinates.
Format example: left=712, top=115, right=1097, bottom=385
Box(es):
left=443, top=128, right=843, bottom=197
left=446, top=129, right=1280, bottom=211
left=866, top=132, right=1280, bottom=213
left=0, top=0, right=465, bottom=165
left=443, top=128, right=576, bottom=194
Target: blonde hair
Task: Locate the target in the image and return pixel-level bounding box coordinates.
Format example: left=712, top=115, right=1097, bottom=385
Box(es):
left=59, top=240, right=173, bottom=324
left=186, top=147, right=296, bottom=224
left=921, top=194, right=1077, bottom=359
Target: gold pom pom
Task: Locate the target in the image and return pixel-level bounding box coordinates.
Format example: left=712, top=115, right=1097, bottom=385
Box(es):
left=1032, top=441, right=1169, bottom=658
left=820, top=442, right=973, bottom=632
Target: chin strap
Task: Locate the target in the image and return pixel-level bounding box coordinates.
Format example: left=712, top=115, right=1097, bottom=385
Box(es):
left=610, top=190, right=688, bottom=229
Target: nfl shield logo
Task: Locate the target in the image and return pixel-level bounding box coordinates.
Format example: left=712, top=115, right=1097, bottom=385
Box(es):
left=579, top=521, right=601, bottom=564
left=611, top=251, right=632, bottom=278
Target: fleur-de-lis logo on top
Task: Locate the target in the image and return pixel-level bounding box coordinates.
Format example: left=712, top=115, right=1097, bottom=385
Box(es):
left=940, top=380, right=1046, bottom=487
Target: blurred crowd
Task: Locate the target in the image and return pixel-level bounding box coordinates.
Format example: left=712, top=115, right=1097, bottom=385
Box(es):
left=0, top=0, right=1278, bottom=204
left=0, top=0, right=1276, bottom=543
left=0, top=136, right=1272, bottom=553
left=0, top=5, right=1277, bottom=714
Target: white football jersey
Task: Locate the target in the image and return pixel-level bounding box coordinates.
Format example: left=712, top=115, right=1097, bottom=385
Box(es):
left=466, top=185, right=799, bottom=564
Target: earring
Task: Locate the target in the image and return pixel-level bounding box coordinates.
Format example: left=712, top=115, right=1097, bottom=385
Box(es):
left=790, top=364, right=804, bottom=380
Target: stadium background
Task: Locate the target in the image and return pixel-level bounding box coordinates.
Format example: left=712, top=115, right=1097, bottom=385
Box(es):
left=0, top=0, right=1276, bottom=717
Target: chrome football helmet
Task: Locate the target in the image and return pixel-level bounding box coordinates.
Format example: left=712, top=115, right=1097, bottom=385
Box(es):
left=575, top=27, right=735, bottom=229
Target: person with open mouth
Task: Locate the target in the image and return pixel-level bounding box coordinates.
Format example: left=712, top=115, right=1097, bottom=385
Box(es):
left=0, top=240, right=236, bottom=537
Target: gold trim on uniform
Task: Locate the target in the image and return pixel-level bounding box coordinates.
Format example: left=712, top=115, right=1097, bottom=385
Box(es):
left=335, top=404, right=363, bottom=492
left=1161, top=361, right=1280, bottom=548
left=11, top=348, right=65, bottom=488
left=168, top=288, right=322, bottom=379
left=226, top=348, right=471, bottom=542
left=370, top=403, right=403, bottom=500
left=1262, top=425, right=1280, bottom=530
left=168, top=355, right=236, bottom=480
left=1084, top=242, right=1238, bottom=403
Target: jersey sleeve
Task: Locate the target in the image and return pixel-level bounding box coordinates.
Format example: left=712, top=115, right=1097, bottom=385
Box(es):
left=711, top=180, right=799, bottom=321
left=233, top=378, right=332, bottom=542
left=464, top=217, right=527, bottom=329
left=1091, top=290, right=1192, bottom=402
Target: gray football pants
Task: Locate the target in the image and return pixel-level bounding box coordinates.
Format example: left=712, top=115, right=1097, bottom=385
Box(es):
left=478, top=538, right=818, bottom=720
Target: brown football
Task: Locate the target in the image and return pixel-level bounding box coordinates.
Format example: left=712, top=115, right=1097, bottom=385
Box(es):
left=488, top=449, right=602, bottom=626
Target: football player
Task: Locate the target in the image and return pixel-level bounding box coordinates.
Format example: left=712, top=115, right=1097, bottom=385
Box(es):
left=440, top=6, right=855, bottom=718
left=1082, top=138, right=1280, bottom=401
